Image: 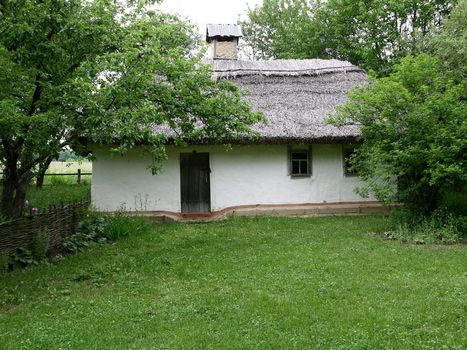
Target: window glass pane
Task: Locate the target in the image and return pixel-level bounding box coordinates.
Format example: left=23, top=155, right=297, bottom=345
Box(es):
left=300, top=161, right=308, bottom=174
left=292, top=160, right=299, bottom=174
left=292, top=152, right=307, bottom=160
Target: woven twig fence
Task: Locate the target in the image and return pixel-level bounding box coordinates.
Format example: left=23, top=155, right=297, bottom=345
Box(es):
left=0, top=201, right=90, bottom=255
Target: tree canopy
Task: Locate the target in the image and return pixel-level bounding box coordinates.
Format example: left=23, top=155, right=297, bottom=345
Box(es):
left=241, top=0, right=457, bottom=75
left=327, top=1, right=467, bottom=215
left=0, top=0, right=262, bottom=217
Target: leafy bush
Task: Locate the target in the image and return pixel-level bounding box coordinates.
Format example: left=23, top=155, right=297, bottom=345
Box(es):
left=385, top=208, right=464, bottom=244
left=9, top=248, right=37, bottom=268
left=62, top=233, right=92, bottom=254
left=102, top=214, right=152, bottom=241
left=62, top=216, right=108, bottom=254
left=79, top=216, right=107, bottom=241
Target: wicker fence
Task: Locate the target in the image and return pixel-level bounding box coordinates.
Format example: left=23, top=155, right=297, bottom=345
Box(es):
left=0, top=201, right=90, bottom=255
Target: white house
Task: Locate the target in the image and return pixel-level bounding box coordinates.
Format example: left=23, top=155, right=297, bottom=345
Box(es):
left=91, top=25, right=381, bottom=219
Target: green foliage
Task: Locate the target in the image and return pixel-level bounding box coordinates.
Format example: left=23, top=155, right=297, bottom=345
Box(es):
left=8, top=230, right=53, bottom=268
left=385, top=208, right=464, bottom=244
left=79, top=216, right=107, bottom=239
left=0, top=0, right=263, bottom=217
left=61, top=233, right=91, bottom=255
left=328, top=54, right=466, bottom=214
left=102, top=214, right=152, bottom=241
left=440, top=187, right=467, bottom=218
left=9, top=248, right=37, bottom=268
left=241, top=0, right=322, bottom=60
left=30, top=230, right=50, bottom=261
left=62, top=214, right=151, bottom=254
left=22, top=184, right=90, bottom=213
left=241, top=0, right=456, bottom=75
left=49, top=175, right=69, bottom=186
left=56, top=150, right=84, bottom=162
left=0, top=252, right=8, bottom=275
left=325, top=1, right=466, bottom=241
left=422, top=0, right=467, bottom=81
left=62, top=216, right=108, bottom=254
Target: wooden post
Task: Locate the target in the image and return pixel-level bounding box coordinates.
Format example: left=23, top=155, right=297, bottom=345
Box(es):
left=77, top=168, right=81, bottom=184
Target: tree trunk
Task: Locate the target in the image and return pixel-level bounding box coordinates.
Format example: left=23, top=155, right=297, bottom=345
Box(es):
left=36, top=157, right=53, bottom=189
left=1, top=170, right=16, bottom=218
left=1, top=168, right=32, bottom=218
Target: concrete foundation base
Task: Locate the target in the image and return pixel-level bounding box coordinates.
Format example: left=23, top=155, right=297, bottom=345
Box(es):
left=120, top=201, right=390, bottom=222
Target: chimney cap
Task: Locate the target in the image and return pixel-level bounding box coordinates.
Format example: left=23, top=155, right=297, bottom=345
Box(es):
left=206, top=24, right=242, bottom=42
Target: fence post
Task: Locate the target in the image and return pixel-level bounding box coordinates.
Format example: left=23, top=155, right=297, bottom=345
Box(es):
left=77, top=168, right=81, bottom=184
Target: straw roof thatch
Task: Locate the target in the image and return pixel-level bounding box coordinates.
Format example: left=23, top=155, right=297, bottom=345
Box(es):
left=147, top=59, right=365, bottom=144
left=208, top=59, right=366, bottom=143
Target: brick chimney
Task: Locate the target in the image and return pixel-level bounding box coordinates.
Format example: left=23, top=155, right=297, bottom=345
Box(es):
left=206, top=24, right=242, bottom=60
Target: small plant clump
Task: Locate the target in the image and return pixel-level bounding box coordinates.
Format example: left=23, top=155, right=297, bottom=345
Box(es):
left=101, top=212, right=153, bottom=241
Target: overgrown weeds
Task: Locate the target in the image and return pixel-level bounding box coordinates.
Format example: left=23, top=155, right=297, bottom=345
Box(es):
left=102, top=213, right=153, bottom=241
left=384, top=208, right=465, bottom=244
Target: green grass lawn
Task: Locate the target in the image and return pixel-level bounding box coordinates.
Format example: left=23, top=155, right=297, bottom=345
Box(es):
left=0, top=216, right=465, bottom=349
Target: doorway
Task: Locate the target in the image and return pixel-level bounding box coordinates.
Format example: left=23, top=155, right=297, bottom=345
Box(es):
left=180, top=152, right=211, bottom=213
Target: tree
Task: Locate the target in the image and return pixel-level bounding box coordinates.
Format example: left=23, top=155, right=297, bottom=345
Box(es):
left=240, top=0, right=323, bottom=60
left=327, top=54, right=466, bottom=213
left=327, top=1, right=466, bottom=214
left=422, top=0, right=467, bottom=81
left=35, top=155, right=55, bottom=189
left=241, top=0, right=456, bottom=75
left=0, top=0, right=263, bottom=217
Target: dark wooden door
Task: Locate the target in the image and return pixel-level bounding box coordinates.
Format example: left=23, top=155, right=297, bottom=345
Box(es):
left=180, top=153, right=211, bottom=213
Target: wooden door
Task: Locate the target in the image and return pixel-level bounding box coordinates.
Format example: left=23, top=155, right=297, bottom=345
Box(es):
left=180, top=153, right=211, bottom=213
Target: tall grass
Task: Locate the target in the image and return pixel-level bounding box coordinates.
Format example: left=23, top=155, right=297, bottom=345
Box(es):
left=41, top=161, right=92, bottom=186
left=25, top=184, right=90, bottom=211
left=102, top=214, right=153, bottom=241
left=385, top=207, right=465, bottom=244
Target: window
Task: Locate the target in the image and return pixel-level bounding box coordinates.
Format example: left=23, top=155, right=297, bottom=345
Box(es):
left=289, top=149, right=311, bottom=177
left=343, top=146, right=357, bottom=176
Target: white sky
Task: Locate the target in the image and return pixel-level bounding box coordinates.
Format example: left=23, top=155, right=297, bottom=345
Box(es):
left=157, top=0, right=264, bottom=35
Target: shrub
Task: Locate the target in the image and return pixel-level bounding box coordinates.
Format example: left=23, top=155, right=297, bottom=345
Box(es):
left=102, top=214, right=152, bottom=241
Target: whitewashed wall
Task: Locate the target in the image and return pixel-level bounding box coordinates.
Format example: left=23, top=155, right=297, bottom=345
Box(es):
left=91, top=144, right=373, bottom=212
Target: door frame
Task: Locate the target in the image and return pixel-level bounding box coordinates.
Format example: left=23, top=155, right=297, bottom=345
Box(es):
left=180, top=152, right=211, bottom=213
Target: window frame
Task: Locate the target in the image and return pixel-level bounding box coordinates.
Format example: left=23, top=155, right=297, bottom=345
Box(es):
left=342, top=145, right=358, bottom=177
left=288, top=146, right=312, bottom=178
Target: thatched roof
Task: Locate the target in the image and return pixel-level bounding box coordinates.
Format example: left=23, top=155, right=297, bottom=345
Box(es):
left=208, top=59, right=366, bottom=143
left=99, top=58, right=365, bottom=146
